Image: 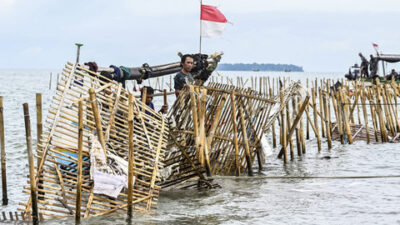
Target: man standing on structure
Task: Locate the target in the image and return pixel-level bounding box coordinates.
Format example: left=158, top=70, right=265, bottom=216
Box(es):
left=359, top=53, right=369, bottom=78
left=174, top=54, right=194, bottom=97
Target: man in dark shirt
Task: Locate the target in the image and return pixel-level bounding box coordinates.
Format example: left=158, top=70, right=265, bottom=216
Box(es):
left=359, top=53, right=369, bottom=78
left=386, top=69, right=399, bottom=81
left=174, top=54, right=194, bottom=97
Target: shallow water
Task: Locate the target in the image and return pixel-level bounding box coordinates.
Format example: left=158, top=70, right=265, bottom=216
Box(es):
left=0, top=70, right=400, bottom=225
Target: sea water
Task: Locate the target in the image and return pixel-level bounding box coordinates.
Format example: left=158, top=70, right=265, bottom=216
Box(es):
left=0, top=69, right=399, bottom=225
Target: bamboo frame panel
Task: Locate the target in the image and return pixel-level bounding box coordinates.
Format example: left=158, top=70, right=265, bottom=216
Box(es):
left=166, top=82, right=304, bottom=176
left=19, top=63, right=168, bottom=220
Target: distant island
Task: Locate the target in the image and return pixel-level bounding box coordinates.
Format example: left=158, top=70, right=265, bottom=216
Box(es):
left=217, top=63, right=303, bottom=72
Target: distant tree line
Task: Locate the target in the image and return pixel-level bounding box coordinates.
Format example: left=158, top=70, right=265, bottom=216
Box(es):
left=217, top=63, right=304, bottom=72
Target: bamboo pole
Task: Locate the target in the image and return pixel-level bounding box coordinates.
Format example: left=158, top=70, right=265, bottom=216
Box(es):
left=88, top=88, right=107, bottom=159
left=75, top=101, right=83, bottom=224
left=0, top=97, right=7, bottom=206
left=319, top=87, right=325, bottom=138
left=368, top=88, right=380, bottom=142
left=293, top=98, right=302, bottom=156
left=141, top=87, right=147, bottom=113
left=298, top=97, right=306, bottom=154
left=127, top=94, right=134, bottom=219
left=280, top=92, right=288, bottom=164
left=189, top=86, right=201, bottom=163
left=323, top=90, right=332, bottom=149
left=306, top=78, right=310, bottom=139
left=199, top=89, right=212, bottom=176
left=230, top=92, right=241, bottom=176
left=360, top=85, right=370, bottom=144
left=36, top=94, right=44, bottom=201
left=36, top=94, right=43, bottom=166
left=270, top=88, right=277, bottom=148
left=342, top=91, right=353, bottom=144
left=278, top=96, right=310, bottom=158
left=375, top=82, right=388, bottom=142
left=312, top=88, right=322, bottom=151
left=286, top=102, right=294, bottom=160
left=239, top=106, right=253, bottom=176
left=23, top=103, right=39, bottom=225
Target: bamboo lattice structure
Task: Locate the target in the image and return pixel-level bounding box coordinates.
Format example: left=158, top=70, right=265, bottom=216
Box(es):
left=19, top=62, right=169, bottom=219
left=165, top=81, right=306, bottom=177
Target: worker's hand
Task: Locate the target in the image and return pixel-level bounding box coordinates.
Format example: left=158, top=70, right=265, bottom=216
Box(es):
left=160, top=104, right=169, bottom=114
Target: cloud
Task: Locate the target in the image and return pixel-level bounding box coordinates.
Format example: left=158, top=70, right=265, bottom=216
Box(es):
left=0, top=0, right=16, bottom=16
left=214, top=0, right=400, bottom=13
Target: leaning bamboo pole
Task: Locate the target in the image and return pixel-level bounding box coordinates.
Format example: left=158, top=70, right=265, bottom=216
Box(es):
left=239, top=106, right=253, bottom=176
left=311, top=88, right=322, bottom=151
left=88, top=88, right=107, bottom=159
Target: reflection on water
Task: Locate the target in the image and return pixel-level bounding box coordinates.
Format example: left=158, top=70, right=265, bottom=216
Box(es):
left=1, top=70, right=400, bottom=225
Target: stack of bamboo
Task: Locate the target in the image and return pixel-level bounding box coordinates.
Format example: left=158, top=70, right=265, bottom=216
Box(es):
left=19, top=63, right=169, bottom=219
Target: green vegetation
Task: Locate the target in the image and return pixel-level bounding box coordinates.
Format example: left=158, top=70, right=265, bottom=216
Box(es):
left=217, top=63, right=303, bottom=72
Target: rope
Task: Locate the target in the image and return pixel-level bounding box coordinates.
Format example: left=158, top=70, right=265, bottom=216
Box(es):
left=212, top=175, right=400, bottom=180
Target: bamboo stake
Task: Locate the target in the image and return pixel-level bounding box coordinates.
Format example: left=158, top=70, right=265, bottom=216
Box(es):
left=286, top=102, right=294, bottom=160
left=293, top=98, right=302, bottom=156
left=189, top=86, right=200, bottom=163
left=239, top=106, right=253, bottom=176
left=298, top=97, right=306, bottom=154
left=230, top=92, right=241, bottom=176
left=360, top=85, right=370, bottom=144
left=141, top=87, right=147, bottom=113
left=342, top=91, right=353, bottom=144
left=368, top=88, right=380, bottom=142
left=36, top=94, right=43, bottom=166
left=278, top=96, right=310, bottom=158
left=36, top=94, right=44, bottom=201
left=376, top=82, right=388, bottom=142
left=127, top=94, right=134, bottom=219
left=270, top=88, right=277, bottom=148
left=323, top=90, right=332, bottom=149
left=75, top=101, right=83, bottom=224
left=319, top=87, right=325, bottom=138
left=199, top=89, right=212, bottom=176
left=88, top=88, right=107, bottom=159
left=23, top=103, right=39, bottom=225
left=280, top=91, right=287, bottom=163
left=0, top=97, right=7, bottom=206
left=306, top=79, right=310, bottom=139
left=312, top=88, right=322, bottom=151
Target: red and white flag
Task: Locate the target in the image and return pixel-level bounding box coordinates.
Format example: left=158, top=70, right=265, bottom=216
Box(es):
left=372, top=43, right=379, bottom=52
left=201, top=5, right=227, bottom=38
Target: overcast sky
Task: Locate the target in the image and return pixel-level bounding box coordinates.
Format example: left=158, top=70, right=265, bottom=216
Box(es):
left=1, top=0, right=400, bottom=72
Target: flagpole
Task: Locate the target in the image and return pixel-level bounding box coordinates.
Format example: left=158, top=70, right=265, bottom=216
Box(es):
left=199, top=0, right=202, bottom=54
